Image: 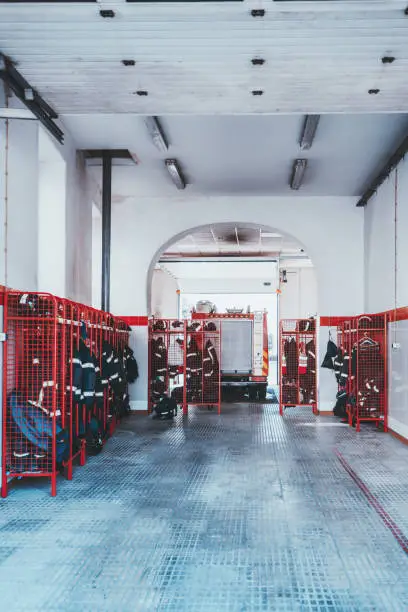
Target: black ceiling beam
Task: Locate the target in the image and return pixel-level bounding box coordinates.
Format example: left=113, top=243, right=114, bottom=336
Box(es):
left=0, top=54, right=63, bottom=143
left=84, top=149, right=134, bottom=160
left=356, top=133, right=408, bottom=207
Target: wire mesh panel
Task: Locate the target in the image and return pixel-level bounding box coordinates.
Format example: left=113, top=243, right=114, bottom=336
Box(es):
left=61, top=300, right=86, bottom=480
left=148, top=319, right=185, bottom=413
left=185, top=321, right=221, bottom=414
left=148, top=319, right=221, bottom=415
left=1, top=292, right=64, bottom=497
left=346, top=315, right=388, bottom=432
left=2, top=291, right=133, bottom=498
left=279, top=318, right=317, bottom=416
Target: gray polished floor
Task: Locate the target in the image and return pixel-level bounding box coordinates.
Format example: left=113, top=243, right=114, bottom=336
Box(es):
left=1, top=404, right=408, bottom=611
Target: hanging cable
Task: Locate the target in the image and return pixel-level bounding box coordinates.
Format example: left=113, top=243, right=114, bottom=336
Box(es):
left=3, top=117, right=9, bottom=290
left=393, top=167, right=398, bottom=337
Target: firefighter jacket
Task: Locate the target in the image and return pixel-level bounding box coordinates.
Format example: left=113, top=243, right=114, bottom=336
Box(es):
left=66, top=340, right=96, bottom=407
left=124, top=345, right=139, bottom=383
left=321, top=339, right=337, bottom=370
left=23, top=328, right=61, bottom=418
left=79, top=339, right=96, bottom=407
left=333, top=348, right=344, bottom=385
left=298, top=344, right=307, bottom=375
left=306, top=340, right=316, bottom=375
left=203, top=339, right=219, bottom=380
left=92, top=354, right=105, bottom=408
left=186, top=337, right=202, bottom=379
left=284, top=338, right=298, bottom=379
left=150, top=337, right=167, bottom=378
left=353, top=341, right=384, bottom=415
left=9, top=391, right=68, bottom=462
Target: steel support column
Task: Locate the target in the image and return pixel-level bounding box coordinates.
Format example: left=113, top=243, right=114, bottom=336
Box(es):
left=101, top=152, right=112, bottom=312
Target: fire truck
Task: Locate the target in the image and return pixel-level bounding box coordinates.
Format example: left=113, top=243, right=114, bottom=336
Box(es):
left=192, top=302, right=269, bottom=401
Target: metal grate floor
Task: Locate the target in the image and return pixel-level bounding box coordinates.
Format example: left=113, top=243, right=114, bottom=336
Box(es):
left=1, top=404, right=408, bottom=611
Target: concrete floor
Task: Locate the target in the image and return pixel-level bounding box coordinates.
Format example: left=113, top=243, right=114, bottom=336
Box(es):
left=1, top=404, right=408, bottom=611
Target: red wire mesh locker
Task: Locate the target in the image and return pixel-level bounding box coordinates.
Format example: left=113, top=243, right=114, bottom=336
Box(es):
left=61, top=299, right=86, bottom=480
left=113, top=317, right=131, bottom=429
left=345, top=314, right=388, bottom=432
left=148, top=319, right=185, bottom=414
left=185, top=321, right=221, bottom=415
left=279, top=318, right=317, bottom=416
left=1, top=292, right=65, bottom=497
left=148, top=318, right=221, bottom=415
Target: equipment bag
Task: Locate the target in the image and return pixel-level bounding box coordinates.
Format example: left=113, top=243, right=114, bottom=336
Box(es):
left=85, top=416, right=104, bottom=455
left=153, top=396, right=178, bottom=420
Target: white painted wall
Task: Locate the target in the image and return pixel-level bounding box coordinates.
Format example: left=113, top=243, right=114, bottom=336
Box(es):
left=365, top=162, right=408, bottom=313
left=151, top=267, right=179, bottom=318
left=279, top=267, right=318, bottom=320
left=0, top=117, right=93, bottom=302
left=92, top=203, right=102, bottom=309
left=364, top=160, right=408, bottom=438
left=0, top=119, right=39, bottom=290
left=38, top=130, right=67, bottom=297
left=110, top=195, right=364, bottom=319
left=388, top=320, right=408, bottom=439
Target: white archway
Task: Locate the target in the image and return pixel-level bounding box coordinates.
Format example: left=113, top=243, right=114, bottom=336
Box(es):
left=110, top=195, right=364, bottom=319
left=146, top=221, right=312, bottom=316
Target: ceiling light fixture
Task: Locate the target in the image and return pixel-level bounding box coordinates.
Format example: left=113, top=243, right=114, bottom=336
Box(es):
left=299, top=115, right=320, bottom=150
left=165, top=159, right=186, bottom=190
left=100, top=9, right=115, bottom=18
left=290, top=159, right=308, bottom=190
left=145, top=116, right=168, bottom=152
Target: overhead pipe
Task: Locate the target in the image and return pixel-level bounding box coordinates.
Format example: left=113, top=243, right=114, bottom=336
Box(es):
left=357, top=133, right=408, bottom=207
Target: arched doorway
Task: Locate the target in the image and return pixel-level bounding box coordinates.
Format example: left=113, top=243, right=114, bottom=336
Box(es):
left=148, top=222, right=317, bottom=402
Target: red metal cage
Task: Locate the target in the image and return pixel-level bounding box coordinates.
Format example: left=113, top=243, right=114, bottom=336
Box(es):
left=338, top=314, right=388, bottom=432
left=1, top=290, right=131, bottom=497
left=148, top=318, right=221, bottom=415
left=279, top=318, right=317, bottom=415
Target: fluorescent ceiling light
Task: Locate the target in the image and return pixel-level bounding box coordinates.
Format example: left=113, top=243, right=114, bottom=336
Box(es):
left=299, top=114, right=320, bottom=151
left=145, top=116, right=168, bottom=152
left=290, top=159, right=308, bottom=190
left=260, top=232, right=282, bottom=238
left=165, top=159, right=186, bottom=190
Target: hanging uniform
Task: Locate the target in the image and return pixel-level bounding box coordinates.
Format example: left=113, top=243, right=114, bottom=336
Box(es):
left=356, top=342, right=384, bottom=417
left=333, top=348, right=344, bottom=385
left=186, top=336, right=202, bottom=402
left=78, top=339, right=96, bottom=407
left=285, top=337, right=298, bottom=380
left=203, top=339, right=219, bottom=403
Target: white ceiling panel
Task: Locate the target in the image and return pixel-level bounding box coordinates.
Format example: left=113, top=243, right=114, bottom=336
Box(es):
left=1, top=2, right=408, bottom=114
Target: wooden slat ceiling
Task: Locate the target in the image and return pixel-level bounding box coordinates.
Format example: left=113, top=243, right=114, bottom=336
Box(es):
left=1, top=1, right=408, bottom=114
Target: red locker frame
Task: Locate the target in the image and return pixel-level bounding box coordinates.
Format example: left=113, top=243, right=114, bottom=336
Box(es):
left=148, top=318, right=221, bottom=415
left=340, top=315, right=388, bottom=432
left=279, top=319, right=318, bottom=416
left=1, top=290, right=130, bottom=497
